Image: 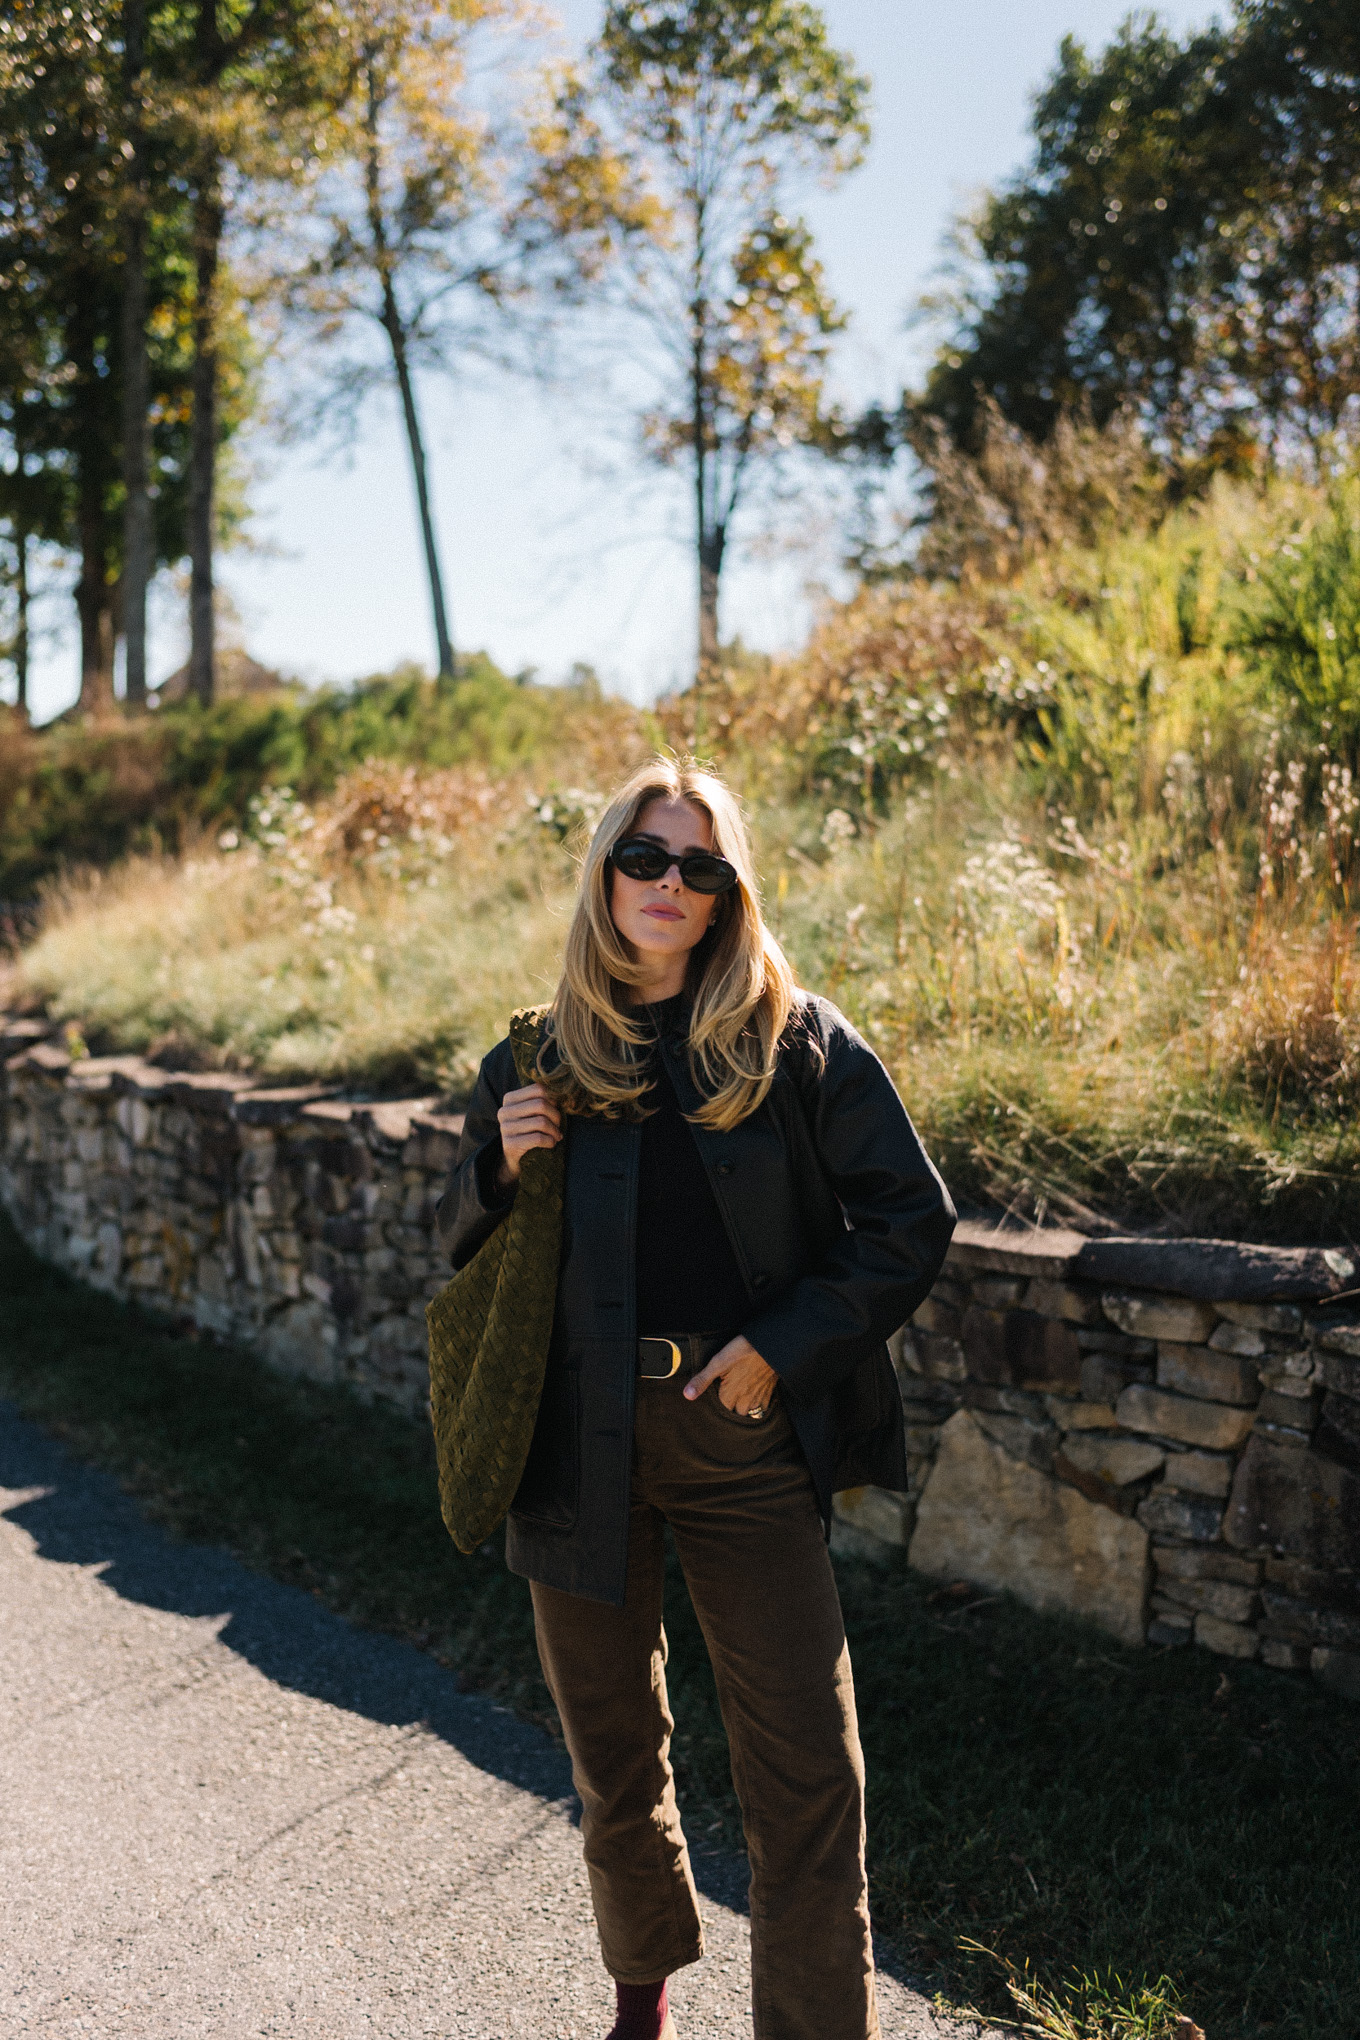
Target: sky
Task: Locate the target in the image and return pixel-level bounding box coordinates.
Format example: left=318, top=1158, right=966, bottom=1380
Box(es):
left=22, top=0, right=1219, bottom=723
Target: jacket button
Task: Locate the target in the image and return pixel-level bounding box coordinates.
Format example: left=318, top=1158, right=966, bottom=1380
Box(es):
left=752, top=1272, right=769, bottom=1290
left=716, top=1162, right=734, bottom=1177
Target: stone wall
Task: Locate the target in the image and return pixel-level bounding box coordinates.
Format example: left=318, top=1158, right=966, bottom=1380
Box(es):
left=835, top=1221, right=1360, bottom=1700
left=0, top=1021, right=462, bottom=1414
left=4, top=1012, right=1360, bottom=1701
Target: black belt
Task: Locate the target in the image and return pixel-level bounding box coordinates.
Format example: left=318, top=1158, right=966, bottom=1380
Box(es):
left=637, top=1334, right=724, bottom=1380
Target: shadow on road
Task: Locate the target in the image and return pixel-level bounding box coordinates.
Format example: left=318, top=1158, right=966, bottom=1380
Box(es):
left=0, top=1401, right=753, bottom=1916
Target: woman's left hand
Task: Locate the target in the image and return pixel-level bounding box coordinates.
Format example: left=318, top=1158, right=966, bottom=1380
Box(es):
left=683, top=1334, right=781, bottom=1418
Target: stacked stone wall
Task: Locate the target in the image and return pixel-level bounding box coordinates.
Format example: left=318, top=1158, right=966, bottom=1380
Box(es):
left=0, top=1021, right=462, bottom=1415
left=4, top=1012, right=1359, bottom=1701
left=835, top=1223, right=1360, bottom=1699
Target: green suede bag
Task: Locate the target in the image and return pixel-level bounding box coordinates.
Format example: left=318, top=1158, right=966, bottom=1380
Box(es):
left=425, top=1006, right=564, bottom=1554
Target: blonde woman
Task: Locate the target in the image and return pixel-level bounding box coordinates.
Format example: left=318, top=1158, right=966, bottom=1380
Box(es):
left=438, top=760, right=954, bottom=2040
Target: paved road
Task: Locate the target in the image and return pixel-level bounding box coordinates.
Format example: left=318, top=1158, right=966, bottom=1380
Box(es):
left=0, top=1406, right=994, bottom=2040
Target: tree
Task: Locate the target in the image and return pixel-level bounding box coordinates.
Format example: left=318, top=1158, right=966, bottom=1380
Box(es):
left=0, top=1, right=128, bottom=713
left=0, top=136, right=68, bottom=720
left=915, top=20, right=1238, bottom=459
left=1206, top=1, right=1360, bottom=457
left=122, top=0, right=335, bottom=712
left=0, top=0, right=224, bottom=717
left=0, top=462, right=69, bottom=718
left=165, top=0, right=342, bottom=704
left=910, top=6, right=1360, bottom=472
left=275, top=0, right=636, bottom=679
left=594, top=0, right=868, bottom=676
left=120, top=0, right=153, bottom=710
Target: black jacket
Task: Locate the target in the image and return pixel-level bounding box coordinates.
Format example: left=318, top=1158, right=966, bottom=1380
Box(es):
left=436, top=991, right=955, bottom=1605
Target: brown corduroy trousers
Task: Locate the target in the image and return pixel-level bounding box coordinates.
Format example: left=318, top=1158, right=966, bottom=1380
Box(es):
left=529, top=1364, right=880, bottom=2040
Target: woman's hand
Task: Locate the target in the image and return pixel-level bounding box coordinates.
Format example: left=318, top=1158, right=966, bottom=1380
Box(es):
left=495, top=1082, right=562, bottom=1191
left=683, top=1334, right=780, bottom=1418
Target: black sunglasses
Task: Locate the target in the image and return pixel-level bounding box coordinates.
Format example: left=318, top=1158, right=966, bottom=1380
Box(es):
left=609, top=836, right=739, bottom=895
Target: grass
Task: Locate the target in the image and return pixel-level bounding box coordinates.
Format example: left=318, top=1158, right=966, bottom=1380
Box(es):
left=2, top=1211, right=1356, bottom=2040
left=959, top=1947, right=1195, bottom=2040
left=759, top=778, right=1360, bottom=1243
left=12, top=466, right=1360, bottom=1236
left=13, top=762, right=597, bottom=1096
left=17, top=749, right=1360, bottom=1238
left=0, top=658, right=647, bottom=899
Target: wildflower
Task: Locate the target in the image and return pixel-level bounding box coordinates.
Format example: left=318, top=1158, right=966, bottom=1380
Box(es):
left=956, top=836, right=1065, bottom=925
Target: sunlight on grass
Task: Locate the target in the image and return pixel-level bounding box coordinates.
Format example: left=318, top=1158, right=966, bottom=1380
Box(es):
left=759, top=765, right=1360, bottom=1238
left=16, top=468, right=1360, bottom=1237
left=958, top=1944, right=1197, bottom=2040
left=22, top=766, right=577, bottom=1095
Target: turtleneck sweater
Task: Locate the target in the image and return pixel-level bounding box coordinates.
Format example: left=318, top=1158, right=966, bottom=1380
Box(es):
left=633, top=1000, right=750, bottom=1340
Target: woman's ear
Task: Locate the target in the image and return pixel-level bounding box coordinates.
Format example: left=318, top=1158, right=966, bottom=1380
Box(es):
left=693, top=901, right=726, bottom=955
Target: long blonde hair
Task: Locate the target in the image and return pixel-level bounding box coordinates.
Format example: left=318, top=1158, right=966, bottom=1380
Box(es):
left=542, top=759, right=797, bottom=1131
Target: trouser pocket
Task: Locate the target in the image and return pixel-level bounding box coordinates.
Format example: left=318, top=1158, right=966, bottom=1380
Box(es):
left=707, top=1381, right=782, bottom=1429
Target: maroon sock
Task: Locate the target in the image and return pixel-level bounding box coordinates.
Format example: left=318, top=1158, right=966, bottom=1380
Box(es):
left=606, top=1978, right=669, bottom=2040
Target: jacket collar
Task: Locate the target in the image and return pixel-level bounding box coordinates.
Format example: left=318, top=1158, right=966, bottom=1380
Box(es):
left=633, top=989, right=692, bottom=1042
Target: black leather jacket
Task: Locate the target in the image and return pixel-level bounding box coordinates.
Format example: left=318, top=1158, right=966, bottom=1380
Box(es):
left=436, top=991, right=955, bottom=1605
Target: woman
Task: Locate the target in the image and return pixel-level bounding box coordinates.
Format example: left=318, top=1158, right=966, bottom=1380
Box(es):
left=438, top=760, right=954, bottom=2040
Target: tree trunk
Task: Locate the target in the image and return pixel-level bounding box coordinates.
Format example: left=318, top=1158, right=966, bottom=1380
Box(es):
left=384, top=297, right=455, bottom=680
left=70, top=258, right=117, bottom=717
left=76, top=504, right=116, bottom=717
left=14, top=528, right=29, bottom=719
left=362, top=73, right=454, bottom=680
left=187, top=168, right=221, bottom=708
left=690, top=267, right=721, bottom=684
left=697, top=529, right=723, bottom=677
left=121, top=0, right=151, bottom=709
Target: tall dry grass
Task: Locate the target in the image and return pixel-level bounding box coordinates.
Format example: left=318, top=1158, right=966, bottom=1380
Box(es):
left=18, top=463, right=1360, bottom=1239
left=21, top=736, right=1360, bottom=1236
left=763, top=740, right=1360, bottom=1237
left=22, top=765, right=581, bottom=1095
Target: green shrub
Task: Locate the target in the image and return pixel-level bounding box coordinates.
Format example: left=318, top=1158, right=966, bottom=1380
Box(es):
left=1239, top=472, right=1360, bottom=751
left=16, top=466, right=1360, bottom=1241
left=0, top=659, right=644, bottom=899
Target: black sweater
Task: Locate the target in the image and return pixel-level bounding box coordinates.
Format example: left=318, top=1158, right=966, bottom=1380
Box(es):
left=634, top=1043, right=749, bottom=1339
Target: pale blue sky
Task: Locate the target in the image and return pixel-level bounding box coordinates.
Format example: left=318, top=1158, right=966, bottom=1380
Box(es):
left=23, top=0, right=1217, bottom=721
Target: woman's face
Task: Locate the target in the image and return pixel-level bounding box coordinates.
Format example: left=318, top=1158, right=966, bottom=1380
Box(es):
left=608, top=795, right=723, bottom=969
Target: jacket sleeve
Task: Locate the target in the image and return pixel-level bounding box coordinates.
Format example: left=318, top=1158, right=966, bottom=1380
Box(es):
left=435, top=1037, right=519, bottom=1269
left=741, top=998, right=956, bottom=1407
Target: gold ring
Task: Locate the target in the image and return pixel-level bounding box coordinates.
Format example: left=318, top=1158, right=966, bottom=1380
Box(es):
left=748, top=1405, right=764, bottom=1421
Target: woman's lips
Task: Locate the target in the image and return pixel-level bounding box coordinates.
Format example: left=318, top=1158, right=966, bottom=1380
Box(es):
left=642, top=904, right=684, bottom=920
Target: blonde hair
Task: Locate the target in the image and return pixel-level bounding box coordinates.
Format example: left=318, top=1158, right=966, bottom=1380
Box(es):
left=542, top=759, right=797, bottom=1131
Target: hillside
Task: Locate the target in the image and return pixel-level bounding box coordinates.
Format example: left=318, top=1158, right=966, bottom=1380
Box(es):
left=9, top=467, right=1360, bottom=1242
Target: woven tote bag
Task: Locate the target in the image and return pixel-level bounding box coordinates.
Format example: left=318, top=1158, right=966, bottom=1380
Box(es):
left=426, top=1007, right=564, bottom=1554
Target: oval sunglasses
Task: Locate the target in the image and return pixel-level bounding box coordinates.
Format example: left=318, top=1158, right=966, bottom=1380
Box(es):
left=609, top=836, right=739, bottom=895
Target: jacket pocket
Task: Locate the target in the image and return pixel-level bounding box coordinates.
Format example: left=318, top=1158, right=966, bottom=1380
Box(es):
left=831, top=1347, right=907, bottom=1491
left=509, top=1362, right=580, bottom=1530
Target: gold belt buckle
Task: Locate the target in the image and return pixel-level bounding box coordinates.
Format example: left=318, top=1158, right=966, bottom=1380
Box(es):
left=640, top=1337, right=683, bottom=1379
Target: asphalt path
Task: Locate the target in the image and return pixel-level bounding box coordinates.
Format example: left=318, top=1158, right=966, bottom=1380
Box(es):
left=0, top=1405, right=996, bottom=2040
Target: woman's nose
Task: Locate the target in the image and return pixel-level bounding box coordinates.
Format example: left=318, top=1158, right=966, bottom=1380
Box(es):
left=656, top=859, right=684, bottom=889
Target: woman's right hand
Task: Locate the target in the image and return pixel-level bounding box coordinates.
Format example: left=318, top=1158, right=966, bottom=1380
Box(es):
left=495, top=1082, right=562, bottom=1190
